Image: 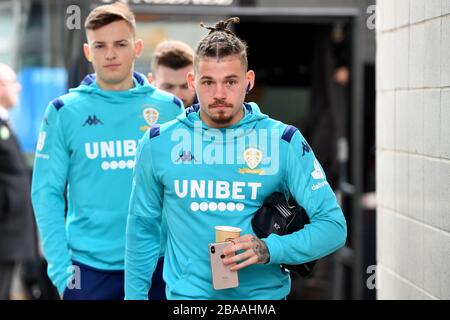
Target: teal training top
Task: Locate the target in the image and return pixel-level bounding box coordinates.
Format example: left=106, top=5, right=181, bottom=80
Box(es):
left=125, top=102, right=347, bottom=300
left=31, top=72, right=183, bottom=295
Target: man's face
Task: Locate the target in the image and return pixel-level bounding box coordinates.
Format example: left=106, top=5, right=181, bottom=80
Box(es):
left=150, top=65, right=196, bottom=108
left=84, top=20, right=142, bottom=90
left=0, top=66, right=21, bottom=109
left=188, top=55, right=254, bottom=128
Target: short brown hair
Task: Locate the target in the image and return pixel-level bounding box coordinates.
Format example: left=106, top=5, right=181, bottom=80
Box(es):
left=84, top=1, right=136, bottom=35
left=151, top=40, right=194, bottom=71
left=195, top=17, right=248, bottom=70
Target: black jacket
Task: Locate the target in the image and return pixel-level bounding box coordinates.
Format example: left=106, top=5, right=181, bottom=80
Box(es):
left=0, top=118, right=36, bottom=261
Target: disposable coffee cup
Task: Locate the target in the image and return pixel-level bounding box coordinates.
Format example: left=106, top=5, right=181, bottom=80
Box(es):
left=215, top=226, right=242, bottom=243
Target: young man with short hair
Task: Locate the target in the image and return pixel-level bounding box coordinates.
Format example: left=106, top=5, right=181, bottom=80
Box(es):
left=148, top=40, right=196, bottom=108
left=31, top=2, right=182, bottom=300
left=125, top=17, right=346, bottom=300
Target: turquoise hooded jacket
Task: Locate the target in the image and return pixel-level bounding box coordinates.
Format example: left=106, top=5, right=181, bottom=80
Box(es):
left=31, top=72, right=183, bottom=294
left=125, top=102, right=347, bottom=300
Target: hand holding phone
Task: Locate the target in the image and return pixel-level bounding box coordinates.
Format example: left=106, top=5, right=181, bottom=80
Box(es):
left=209, top=241, right=239, bottom=290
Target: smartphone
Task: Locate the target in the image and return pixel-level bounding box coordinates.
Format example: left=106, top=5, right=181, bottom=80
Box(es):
left=209, top=241, right=239, bottom=290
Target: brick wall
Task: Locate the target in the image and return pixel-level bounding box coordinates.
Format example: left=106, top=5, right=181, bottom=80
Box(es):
left=376, top=0, right=450, bottom=299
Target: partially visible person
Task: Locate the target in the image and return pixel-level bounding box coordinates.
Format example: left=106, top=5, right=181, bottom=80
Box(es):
left=148, top=40, right=196, bottom=108
left=31, top=2, right=182, bottom=300
left=0, top=63, right=37, bottom=300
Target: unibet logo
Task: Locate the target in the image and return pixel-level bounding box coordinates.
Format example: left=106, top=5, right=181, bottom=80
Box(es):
left=85, top=140, right=138, bottom=170
left=190, top=201, right=244, bottom=213
left=174, top=179, right=262, bottom=212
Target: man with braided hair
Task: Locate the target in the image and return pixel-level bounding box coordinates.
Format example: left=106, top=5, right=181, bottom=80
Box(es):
left=125, top=17, right=346, bottom=300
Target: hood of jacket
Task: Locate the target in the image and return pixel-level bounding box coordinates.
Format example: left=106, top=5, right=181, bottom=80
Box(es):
left=68, top=72, right=156, bottom=103
left=176, top=102, right=268, bottom=141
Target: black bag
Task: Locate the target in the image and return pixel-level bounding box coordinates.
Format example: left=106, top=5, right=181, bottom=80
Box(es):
left=251, top=192, right=317, bottom=277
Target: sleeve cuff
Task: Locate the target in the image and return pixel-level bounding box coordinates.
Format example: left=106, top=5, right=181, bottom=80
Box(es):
left=55, top=264, right=73, bottom=296
left=263, top=233, right=284, bottom=265
left=56, top=278, right=67, bottom=296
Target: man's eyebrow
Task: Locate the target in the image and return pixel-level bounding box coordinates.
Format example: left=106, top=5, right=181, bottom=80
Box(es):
left=92, top=39, right=128, bottom=44
left=199, top=75, right=239, bottom=81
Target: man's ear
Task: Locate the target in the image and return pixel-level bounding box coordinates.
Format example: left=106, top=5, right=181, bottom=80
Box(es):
left=147, top=72, right=155, bottom=84
left=246, top=70, right=255, bottom=92
left=187, top=71, right=196, bottom=90
left=83, top=43, right=92, bottom=62
left=134, top=39, right=144, bottom=58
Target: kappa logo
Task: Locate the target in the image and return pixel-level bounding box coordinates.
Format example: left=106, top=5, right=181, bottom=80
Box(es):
left=302, top=141, right=311, bottom=156
left=83, top=115, right=103, bottom=126
left=143, top=107, right=159, bottom=126
left=176, top=150, right=197, bottom=163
